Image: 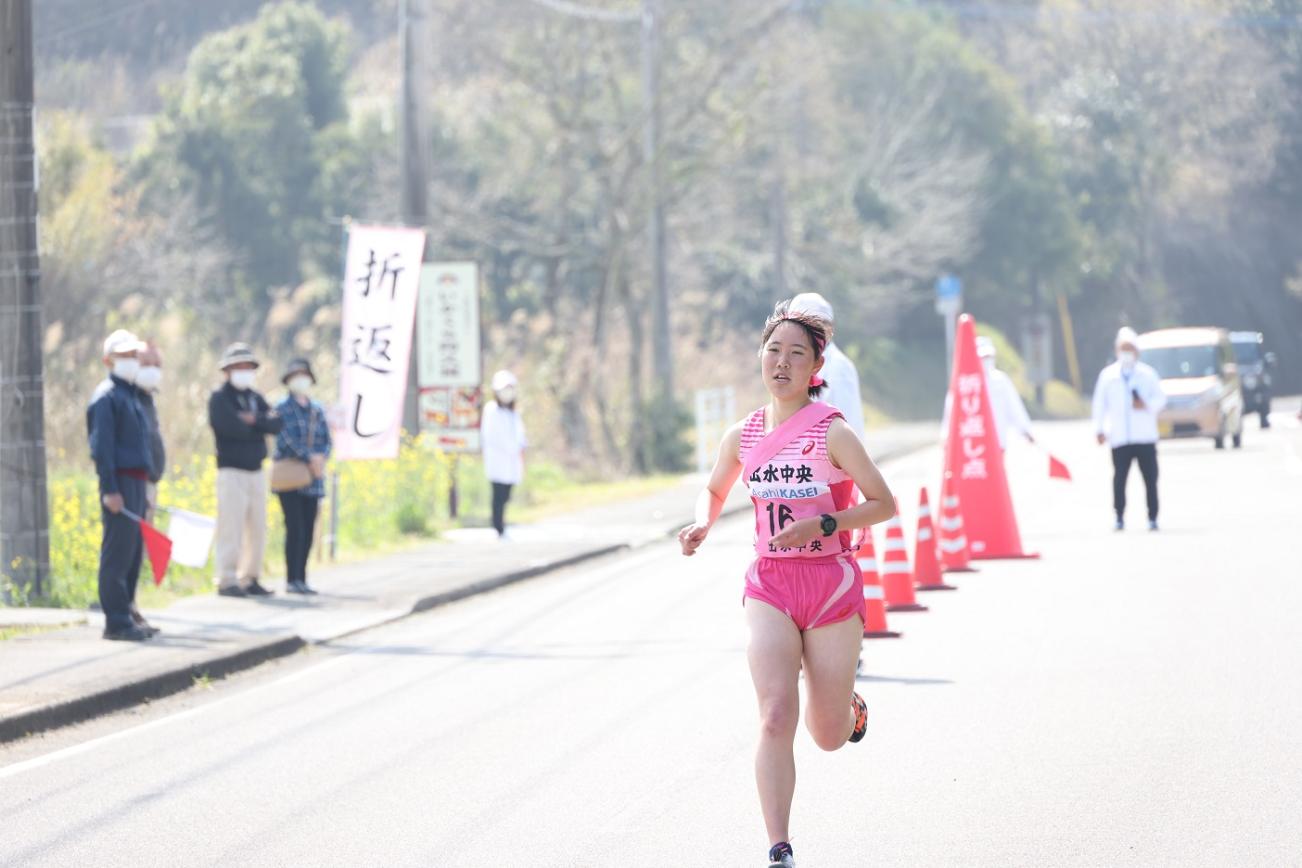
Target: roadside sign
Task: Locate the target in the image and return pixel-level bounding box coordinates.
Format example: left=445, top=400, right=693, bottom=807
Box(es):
left=1021, top=311, right=1054, bottom=390
left=935, top=273, right=963, bottom=370
left=935, top=273, right=962, bottom=316
left=417, top=262, right=481, bottom=452
left=694, top=387, right=736, bottom=474
left=417, top=262, right=481, bottom=388
left=419, top=385, right=482, bottom=452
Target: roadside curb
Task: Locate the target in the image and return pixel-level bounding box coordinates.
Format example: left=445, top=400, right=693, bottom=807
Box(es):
left=0, top=635, right=305, bottom=745
left=1, top=437, right=935, bottom=745
left=0, top=544, right=635, bottom=745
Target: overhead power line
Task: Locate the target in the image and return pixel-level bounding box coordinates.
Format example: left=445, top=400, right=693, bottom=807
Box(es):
left=33, top=0, right=161, bottom=47
left=521, top=0, right=640, bottom=24
left=857, top=0, right=1302, bottom=30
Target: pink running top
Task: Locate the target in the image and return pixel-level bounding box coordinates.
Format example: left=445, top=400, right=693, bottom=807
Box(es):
left=739, top=403, right=855, bottom=559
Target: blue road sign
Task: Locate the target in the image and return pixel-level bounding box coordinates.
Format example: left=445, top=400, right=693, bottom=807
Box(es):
left=936, top=274, right=962, bottom=300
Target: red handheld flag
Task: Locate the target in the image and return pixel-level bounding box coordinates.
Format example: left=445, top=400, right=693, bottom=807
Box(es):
left=140, top=520, right=173, bottom=585
left=1048, top=453, right=1073, bottom=481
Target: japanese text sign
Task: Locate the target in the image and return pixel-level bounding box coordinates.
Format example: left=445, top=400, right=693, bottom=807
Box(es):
left=336, top=224, right=426, bottom=460
left=417, top=262, right=481, bottom=388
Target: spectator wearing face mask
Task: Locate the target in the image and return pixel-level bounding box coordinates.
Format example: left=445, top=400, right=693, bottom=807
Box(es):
left=1092, top=327, right=1167, bottom=531
left=480, top=369, right=527, bottom=539
left=86, top=329, right=154, bottom=641
left=209, top=343, right=283, bottom=597
left=272, top=358, right=331, bottom=595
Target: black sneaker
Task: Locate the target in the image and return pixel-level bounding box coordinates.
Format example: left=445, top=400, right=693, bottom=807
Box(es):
left=848, top=691, right=869, bottom=743
left=217, top=585, right=248, bottom=598
left=103, top=625, right=153, bottom=642
left=245, top=580, right=274, bottom=597
left=286, top=580, right=318, bottom=595
left=768, top=842, right=795, bottom=867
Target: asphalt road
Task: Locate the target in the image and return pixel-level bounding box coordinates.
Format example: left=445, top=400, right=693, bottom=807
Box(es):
left=3, top=407, right=1300, bottom=867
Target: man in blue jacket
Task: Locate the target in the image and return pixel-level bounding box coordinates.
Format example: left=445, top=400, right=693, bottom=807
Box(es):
left=86, top=329, right=154, bottom=641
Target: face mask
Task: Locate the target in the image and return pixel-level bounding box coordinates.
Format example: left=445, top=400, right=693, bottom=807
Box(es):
left=497, top=387, right=517, bottom=405
left=135, top=366, right=162, bottom=391
left=230, top=370, right=257, bottom=390
left=112, top=358, right=140, bottom=382
left=1118, top=350, right=1137, bottom=368
left=287, top=375, right=312, bottom=396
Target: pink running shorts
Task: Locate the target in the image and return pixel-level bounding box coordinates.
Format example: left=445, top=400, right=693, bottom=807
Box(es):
left=743, top=554, right=866, bottom=631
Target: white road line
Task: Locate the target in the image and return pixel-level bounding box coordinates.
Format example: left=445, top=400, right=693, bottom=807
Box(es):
left=0, top=543, right=672, bottom=781
left=0, top=651, right=356, bottom=782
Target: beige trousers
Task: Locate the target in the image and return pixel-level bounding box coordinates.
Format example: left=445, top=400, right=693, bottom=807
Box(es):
left=215, top=467, right=267, bottom=588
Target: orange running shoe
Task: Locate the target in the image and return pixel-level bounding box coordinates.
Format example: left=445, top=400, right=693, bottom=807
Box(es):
left=848, top=691, right=868, bottom=743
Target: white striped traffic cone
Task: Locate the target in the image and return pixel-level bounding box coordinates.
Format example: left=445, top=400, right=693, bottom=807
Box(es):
left=882, top=505, right=927, bottom=613
left=915, top=487, right=957, bottom=592
left=858, top=527, right=900, bottom=638
left=938, top=471, right=979, bottom=574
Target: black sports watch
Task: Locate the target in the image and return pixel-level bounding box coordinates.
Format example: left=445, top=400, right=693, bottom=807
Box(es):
left=819, top=514, right=838, bottom=537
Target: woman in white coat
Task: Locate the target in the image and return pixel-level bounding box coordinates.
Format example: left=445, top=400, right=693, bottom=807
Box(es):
left=481, top=370, right=527, bottom=538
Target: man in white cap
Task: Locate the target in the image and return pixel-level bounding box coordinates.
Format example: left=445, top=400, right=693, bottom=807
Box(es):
left=86, top=329, right=154, bottom=641
left=943, top=336, right=1036, bottom=451
left=788, top=292, right=866, bottom=442
left=480, top=369, right=527, bottom=538
left=1091, top=326, right=1167, bottom=531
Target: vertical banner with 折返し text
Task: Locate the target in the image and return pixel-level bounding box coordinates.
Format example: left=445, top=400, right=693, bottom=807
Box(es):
left=335, top=224, right=426, bottom=460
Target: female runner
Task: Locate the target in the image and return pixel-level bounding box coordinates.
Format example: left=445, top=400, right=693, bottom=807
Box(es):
left=678, top=301, right=895, bottom=868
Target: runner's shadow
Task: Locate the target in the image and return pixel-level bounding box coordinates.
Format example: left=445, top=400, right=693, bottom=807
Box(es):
left=856, top=673, right=954, bottom=686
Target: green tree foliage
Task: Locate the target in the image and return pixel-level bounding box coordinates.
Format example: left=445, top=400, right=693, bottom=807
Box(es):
left=819, top=4, right=1079, bottom=332
left=34, top=0, right=1302, bottom=476
left=138, top=2, right=366, bottom=311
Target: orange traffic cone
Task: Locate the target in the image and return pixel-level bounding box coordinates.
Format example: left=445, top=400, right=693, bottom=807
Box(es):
left=914, top=487, right=956, bottom=592
left=938, top=471, right=978, bottom=573
left=941, top=315, right=1039, bottom=559
left=858, top=527, right=900, bottom=638
left=882, top=507, right=927, bottom=613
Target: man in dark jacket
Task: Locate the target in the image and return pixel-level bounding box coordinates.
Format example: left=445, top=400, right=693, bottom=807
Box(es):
left=209, top=343, right=282, bottom=597
left=87, top=329, right=153, bottom=641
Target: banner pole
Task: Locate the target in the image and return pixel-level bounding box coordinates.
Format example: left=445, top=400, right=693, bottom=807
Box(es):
left=329, top=471, right=340, bottom=561
left=449, top=455, right=459, bottom=520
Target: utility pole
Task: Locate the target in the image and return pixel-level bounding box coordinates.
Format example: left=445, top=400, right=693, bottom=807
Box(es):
left=399, top=0, right=429, bottom=438
left=768, top=39, right=787, bottom=300
left=641, top=0, right=673, bottom=403
left=0, top=0, right=50, bottom=599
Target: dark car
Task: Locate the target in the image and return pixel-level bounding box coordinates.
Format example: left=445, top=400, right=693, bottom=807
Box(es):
left=1229, top=331, right=1276, bottom=428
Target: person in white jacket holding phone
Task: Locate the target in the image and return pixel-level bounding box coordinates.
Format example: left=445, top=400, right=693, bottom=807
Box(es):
left=1092, top=327, right=1167, bottom=531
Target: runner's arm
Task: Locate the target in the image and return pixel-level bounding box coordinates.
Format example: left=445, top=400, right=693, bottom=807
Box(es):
left=679, top=421, right=744, bottom=556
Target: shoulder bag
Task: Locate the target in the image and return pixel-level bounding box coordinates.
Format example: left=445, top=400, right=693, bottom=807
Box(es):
left=270, top=405, right=316, bottom=493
